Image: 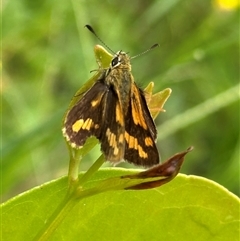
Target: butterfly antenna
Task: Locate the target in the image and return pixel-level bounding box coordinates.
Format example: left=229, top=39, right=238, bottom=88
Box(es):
left=85, top=25, right=115, bottom=54
left=131, top=44, right=159, bottom=59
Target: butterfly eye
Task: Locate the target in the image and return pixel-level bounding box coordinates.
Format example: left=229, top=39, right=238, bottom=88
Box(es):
left=111, top=56, right=120, bottom=67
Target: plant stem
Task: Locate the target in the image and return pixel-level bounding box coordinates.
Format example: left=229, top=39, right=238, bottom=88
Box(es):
left=32, top=154, right=105, bottom=240
left=78, top=154, right=105, bottom=185
left=33, top=193, right=78, bottom=241
left=67, top=146, right=82, bottom=191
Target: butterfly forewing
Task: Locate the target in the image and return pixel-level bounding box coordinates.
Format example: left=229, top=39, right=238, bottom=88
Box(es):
left=63, top=80, right=108, bottom=148
left=124, top=83, right=159, bottom=167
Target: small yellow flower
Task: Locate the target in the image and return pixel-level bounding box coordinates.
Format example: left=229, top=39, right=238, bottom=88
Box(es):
left=214, top=0, right=240, bottom=11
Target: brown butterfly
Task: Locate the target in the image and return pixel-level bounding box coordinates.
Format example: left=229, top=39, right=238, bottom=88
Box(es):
left=62, top=25, right=159, bottom=167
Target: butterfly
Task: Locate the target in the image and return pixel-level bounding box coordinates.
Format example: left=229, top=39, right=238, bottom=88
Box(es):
left=62, top=25, right=160, bottom=167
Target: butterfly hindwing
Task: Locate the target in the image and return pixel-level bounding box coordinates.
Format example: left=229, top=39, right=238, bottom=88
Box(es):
left=100, top=85, right=125, bottom=162
left=124, top=83, right=159, bottom=167
left=63, top=80, right=108, bottom=148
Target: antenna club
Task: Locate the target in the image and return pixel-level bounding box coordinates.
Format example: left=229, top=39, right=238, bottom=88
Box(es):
left=85, top=25, right=95, bottom=34
left=151, top=43, right=159, bottom=49
left=131, top=43, right=159, bottom=59
left=85, top=25, right=115, bottom=54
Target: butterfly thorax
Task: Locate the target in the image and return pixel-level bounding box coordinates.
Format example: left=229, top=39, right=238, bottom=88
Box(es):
left=105, top=51, right=133, bottom=113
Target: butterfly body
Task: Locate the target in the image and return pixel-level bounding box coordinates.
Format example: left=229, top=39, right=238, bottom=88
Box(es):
left=63, top=50, right=159, bottom=167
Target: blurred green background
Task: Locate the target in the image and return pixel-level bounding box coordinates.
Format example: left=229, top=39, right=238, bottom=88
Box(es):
left=2, top=0, right=239, bottom=201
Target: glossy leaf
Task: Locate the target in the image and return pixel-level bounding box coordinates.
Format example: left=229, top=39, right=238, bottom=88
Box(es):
left=1, top=169, right=239, bottom=241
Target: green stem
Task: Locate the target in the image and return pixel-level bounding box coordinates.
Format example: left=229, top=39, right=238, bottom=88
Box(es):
left=79, top=154, right=105, bottom=185
left=67, top=145, right=82, bottom=192
left=33, top=193, right=78, bottom=241
left=33, top=154, right=105, bottom=240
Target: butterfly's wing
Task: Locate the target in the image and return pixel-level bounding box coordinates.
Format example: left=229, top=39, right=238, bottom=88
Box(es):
left=124, top=83, right=160, bottom=167
left=100, top=85, right=125, bottom=163
left=63, top=80, right=108, bottom=148
left=63, top=80, right=125, bottom=163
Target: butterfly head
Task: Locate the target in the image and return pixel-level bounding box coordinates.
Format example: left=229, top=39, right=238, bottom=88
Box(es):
left=111, top=51, right=131, bottom=70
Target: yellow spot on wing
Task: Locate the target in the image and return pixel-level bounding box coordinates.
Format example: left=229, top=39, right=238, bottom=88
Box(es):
left=138, top=145, right=148, bottom=159
left=110, top=131, right=116, bottom=146
left=91, top=99, right=101, bottom=107
left=82, top=118, right=92, bottom=130
left=125, top=131, right=148, bottom=159
left=106, top=128, right=119, bottom=156
left=145, top=137, right=153, bottom=146
left=72, top=118, right=94, bottom=132
left=113, top=146, right=119, bottom=155
left=131, top=85, right=147, bottom=129
left=72, top=119, right=84, bottom=132
left=116, top=102, right=124, bottom=125
left=119, top=133, right=124, bottom=143
left=128, top=135, right=134, bottom=149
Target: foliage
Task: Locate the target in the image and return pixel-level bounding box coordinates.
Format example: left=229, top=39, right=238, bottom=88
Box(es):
left=2, top=0, right=239, bottom=239
left=3, top=0, right=239, bottom=200
left=2, top=170, right=239, bottom=241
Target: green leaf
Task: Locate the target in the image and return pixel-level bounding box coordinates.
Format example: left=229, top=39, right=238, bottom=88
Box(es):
left=1, top=169, right=239, bottom=241
left=145, top=84, right=172, bottom=120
